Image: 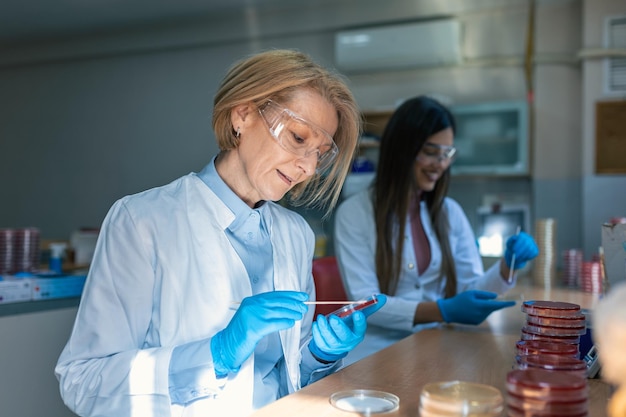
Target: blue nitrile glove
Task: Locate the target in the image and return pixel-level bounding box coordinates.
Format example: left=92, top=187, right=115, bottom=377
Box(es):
left=211, top=291, right=308, bottom=376
left=504, top=231, right=539, bottom=269
left=436, top=290, right=515, bottom=325
left=309, top=294, right=387, bottom=362
left=309, top=313, right=366, bottom=362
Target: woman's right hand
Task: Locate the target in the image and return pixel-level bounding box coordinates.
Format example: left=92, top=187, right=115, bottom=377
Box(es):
left=211, top=291, right=309, bottom=376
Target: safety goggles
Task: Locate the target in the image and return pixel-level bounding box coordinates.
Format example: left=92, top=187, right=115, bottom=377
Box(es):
left=259, top=100, right=338, bottom=173
left=416, top=142, right=457, bottom=165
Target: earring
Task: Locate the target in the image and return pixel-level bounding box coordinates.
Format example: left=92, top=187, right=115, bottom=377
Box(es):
left=236, top=127, right=241, bottom=138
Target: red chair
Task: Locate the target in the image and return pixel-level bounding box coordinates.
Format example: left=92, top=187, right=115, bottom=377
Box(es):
left=311, top=256, right=348, bottom=316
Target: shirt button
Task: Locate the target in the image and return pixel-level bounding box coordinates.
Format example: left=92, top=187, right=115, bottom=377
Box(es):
left=252, top=277, right=259, bottom=284
left=408, top=263, right=414, bottom=269
left=415, top=283, right=420, bottom=289
left=247, top=232, right=254, bottom=239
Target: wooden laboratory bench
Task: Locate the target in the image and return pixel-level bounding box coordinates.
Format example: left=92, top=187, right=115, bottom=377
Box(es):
left=251, top=279, right=612, bottom=417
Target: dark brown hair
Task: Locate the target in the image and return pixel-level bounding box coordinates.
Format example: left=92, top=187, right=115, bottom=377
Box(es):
left=373, top=96, right=457, bottom=298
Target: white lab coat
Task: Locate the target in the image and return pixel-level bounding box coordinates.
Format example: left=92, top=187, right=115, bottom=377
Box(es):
left=55, top=172, right=319, bottom=417
left=334, top=188, right=514, bottom=364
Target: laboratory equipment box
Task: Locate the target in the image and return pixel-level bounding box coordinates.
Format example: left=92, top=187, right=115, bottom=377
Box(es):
left=0, top=276, right=32, bottom=304
left=31, top=275, right=87, bottom=300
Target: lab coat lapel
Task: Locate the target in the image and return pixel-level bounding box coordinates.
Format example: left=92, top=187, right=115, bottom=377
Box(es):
left=269, top=208, right=303, bottom=392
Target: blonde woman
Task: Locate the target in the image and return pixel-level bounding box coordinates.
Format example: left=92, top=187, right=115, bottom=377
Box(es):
left=56, top=49, right=383, bottom=417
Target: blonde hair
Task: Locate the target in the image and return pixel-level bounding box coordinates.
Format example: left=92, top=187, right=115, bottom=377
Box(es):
left=212, top=49, right=361, bottom=215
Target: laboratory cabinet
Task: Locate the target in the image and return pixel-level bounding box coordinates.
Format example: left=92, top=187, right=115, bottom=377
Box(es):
left=450, top=101, right=529, bottom=176
left=360, top=100, right=530, bottom=176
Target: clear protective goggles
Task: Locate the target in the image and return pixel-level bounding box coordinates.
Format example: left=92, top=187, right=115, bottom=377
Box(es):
left=416, top=142, right=457, bottom=165
left=258, top=100, right=338, bottom=173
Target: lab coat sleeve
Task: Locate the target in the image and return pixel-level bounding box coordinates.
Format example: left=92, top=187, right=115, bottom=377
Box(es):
left=334, top=190, right=419, bottom=332
left=446, top=198, right=514, bottom=294
left=55, top=199, right=225, bottom=416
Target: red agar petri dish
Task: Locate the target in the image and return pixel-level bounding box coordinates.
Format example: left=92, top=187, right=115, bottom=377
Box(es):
left=520, top=328, right=580, bottom=345
left=506, top=394, right=588, bottom=416
left=521, top=300, right=581, bottom=318
left=506, top=403, right=587, bottom=417
left=525, top=313, right=586, bottom=328
left=523, top=323, right=587, bottom=337
left=506, top=369, right=588, bottom=401
left=516, top=354, right=587, bottom=378
left=515, top=340, right=579, bottom=358
left=328, top=294, right=379, bottom=319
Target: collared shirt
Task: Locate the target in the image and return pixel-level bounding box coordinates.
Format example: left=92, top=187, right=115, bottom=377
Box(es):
left=197, top=158, right=281, bottom=409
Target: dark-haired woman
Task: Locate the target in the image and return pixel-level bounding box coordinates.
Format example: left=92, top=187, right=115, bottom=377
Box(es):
left=334, top=95, right=538, bottom=364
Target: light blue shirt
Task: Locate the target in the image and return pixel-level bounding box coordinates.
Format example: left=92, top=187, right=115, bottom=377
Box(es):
left=169, top=158, right=329, bottom=408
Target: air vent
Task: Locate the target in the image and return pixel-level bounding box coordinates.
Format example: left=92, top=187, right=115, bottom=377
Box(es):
left=605, top=15, right=626, bottom=93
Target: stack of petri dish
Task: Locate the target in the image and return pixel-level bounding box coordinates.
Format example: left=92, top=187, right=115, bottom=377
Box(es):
left=561, top=249, right=583, bottom=288
left=579, top=261, right=603, bottom=294
left=12, top=227, right=41, bottom=274
left=520, top=300, right=585, bottom=352
left=0, top=228, right=15, bottom=275
left=419, top=380, right=503, bottom=417
left=506, top=369, right=588, bottom=416
left=533, top=219, right=557, bottom=288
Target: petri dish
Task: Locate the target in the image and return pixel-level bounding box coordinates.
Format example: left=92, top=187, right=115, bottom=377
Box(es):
left=516, top=340, right=579, bottom=358
left=419, top=380, right=503, bottom=416
left=522, top=323, right=587, bottom=337
left=507, top=392, right=588, bottom=415
left=516, top=354, right=588, bottom=378
left=521, top=300, right=581, bottom=318
left=525, top=313, right=586, bottom=328
left=330, top=389, right=399, bottom=414
left=328, top=294, right=379, bottom=319
left=507, top=404, right=587, bottom=417
left=506, top=369, right=588, bottom=401
left=520, top=328, right=580, bottom=345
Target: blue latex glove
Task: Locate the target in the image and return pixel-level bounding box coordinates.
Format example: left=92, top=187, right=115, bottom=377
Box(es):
left=211, top=291, right=308, bottom=376
left=436, top=290, right=515, bottom=325
left=309, top=294, right=386, bottom=362
left=504, top=231, right=539, bottom=269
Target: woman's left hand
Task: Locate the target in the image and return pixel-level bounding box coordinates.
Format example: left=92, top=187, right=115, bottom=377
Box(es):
left=308, top=294, right=387, bottom=362
left=309, top=312, right=366, bottom=362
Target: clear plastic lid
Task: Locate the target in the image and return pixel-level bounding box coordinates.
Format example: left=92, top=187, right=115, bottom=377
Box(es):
left=525, top=313, right=586, bottom=328
left=515, top=354, right=587, bottom=378
left=522, top=323, right=587, bottom=337
left=515, top=340, right=579, bottom=357
left=520, top=328, right=581, bottom=345
left=329, top=389, right=399, bottom=414
left=506, top=369, right=588, bottom=401
left=521, top=300, right=581, bottom=318
left=419, top=380, right=503, bottom=415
